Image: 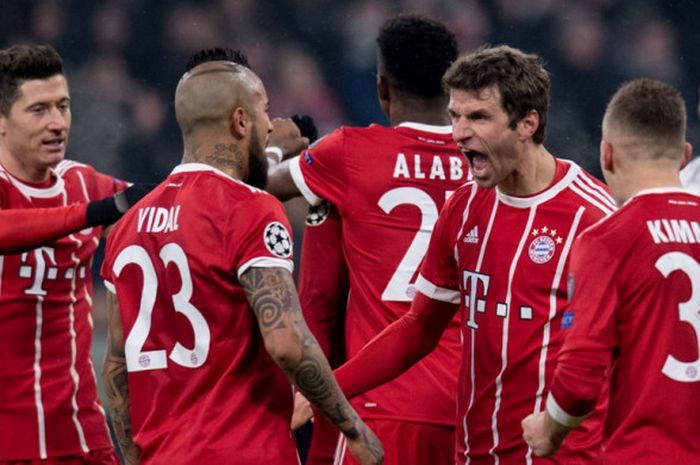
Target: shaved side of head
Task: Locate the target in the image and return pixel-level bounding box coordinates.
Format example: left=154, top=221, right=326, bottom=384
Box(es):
left=175, top=61, right=262, bottom=137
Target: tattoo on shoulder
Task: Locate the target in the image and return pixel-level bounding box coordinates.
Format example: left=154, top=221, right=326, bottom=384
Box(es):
left=240, top=267, right=295, bottom=330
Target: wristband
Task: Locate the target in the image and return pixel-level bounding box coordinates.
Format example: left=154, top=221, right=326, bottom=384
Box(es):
left=265, top=146, right=284, bottom=167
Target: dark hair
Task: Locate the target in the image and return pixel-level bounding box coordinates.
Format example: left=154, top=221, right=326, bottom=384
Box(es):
left=0, top=44, right=64, bottom=116
left=443, top=45, right=550, bottom=144
left=185, top=47, right=250, bottom=72
left=606, top=78, right=686, bottom=154
left=377, top=14, right=458, bottom=99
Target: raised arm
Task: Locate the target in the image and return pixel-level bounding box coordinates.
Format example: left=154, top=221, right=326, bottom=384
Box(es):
left=240, top=266, right=383, bottom=465
left=102, top=291, right=140, bottom=465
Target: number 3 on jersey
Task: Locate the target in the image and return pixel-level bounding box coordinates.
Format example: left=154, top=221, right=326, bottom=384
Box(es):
left=113, top=243, right=211, bottom=372
left=657, top=251, right=700, bottom=383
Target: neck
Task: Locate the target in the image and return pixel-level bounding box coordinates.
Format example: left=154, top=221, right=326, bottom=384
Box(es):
left=612, top=165, right=683, bottom=205
left=181, top=136, right=246, bottom=180
left=0, top=149, right=53, bottom=183
left=388, top=94, right=450, bottom=127
left=498, top=144, right=556, bottom=196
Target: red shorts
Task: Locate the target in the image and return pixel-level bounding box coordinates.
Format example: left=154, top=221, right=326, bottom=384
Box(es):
left=337, top=419, right=455, bottom=465
left=1, top=448, right=120, bottom=465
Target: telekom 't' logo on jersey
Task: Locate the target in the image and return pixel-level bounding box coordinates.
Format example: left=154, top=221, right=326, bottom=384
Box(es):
left=463, top=269, right=535, bottom=329
left=18, top=246, right=87, bottom=296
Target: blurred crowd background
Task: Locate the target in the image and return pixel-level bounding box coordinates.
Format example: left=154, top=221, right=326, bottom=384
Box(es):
left=2, top=0, right=699, bottom=183
left=2, top=0, right=699, bottom=398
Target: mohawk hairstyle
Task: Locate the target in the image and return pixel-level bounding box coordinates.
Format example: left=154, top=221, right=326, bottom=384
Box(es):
left=377, top=14, right=458, bottom=99
left=185, top=47, right=250, bottom=72
left=0, top=44, right=64, bottom=115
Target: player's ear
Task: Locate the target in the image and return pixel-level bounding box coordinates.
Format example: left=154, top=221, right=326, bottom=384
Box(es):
left=231, top=107, right=247, bottom=138
left=516, top=109, right=539, bottom=141
left=681, top=142, right=693, bottom=169
left=600, top=140, right=614, bottom=173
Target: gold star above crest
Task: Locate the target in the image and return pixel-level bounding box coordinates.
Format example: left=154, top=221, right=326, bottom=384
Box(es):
left=550, top=229, right=557, bottom=236
left=532, top=229, right=539, bottom=236
left=556, top=237, right=563, bottom=244
left=542, top=225, right=549, bottom=233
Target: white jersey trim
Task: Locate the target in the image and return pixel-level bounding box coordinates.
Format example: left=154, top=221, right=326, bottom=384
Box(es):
left=289, top=156, right=323, bottom=206
left=415, top=274, right=460, bottom=304
left=396, top=121, right=453, bottom=134
left=496, top=161, right=581, bottom=208
left=546, top=394, right=587, bottom=428
left=103, top=280, right=116, bottom=294
left=33, top=297, right=47, bottom=459
left=237, top=257, right=294, bottom=279
left=630, top=186, right=700, bottom=202
left=1, top=168, right=66, bottom=199
left=170, top=163, right=261, bottom=193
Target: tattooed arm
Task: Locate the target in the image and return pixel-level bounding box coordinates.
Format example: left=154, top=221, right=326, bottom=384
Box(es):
left=240, top=267, right=383, bottom=465
left=102, top=291, right=140, bottom=465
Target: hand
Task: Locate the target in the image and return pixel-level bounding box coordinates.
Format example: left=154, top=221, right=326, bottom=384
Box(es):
left=521, top=411, right=569, bottom=457
left=345, top=420, right=384, bottom=465
left=267, top=118, right=309, bottom=162
left=291, top=114, right=318, bottom=142
left=291, top=391, right=313, bottom=430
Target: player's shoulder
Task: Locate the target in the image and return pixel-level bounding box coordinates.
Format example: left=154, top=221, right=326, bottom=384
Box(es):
left=559, top=160, right=616, bottom=216
left=54, top=159, right=94, bottom=176
left=174, top=163, right=280, bottom=206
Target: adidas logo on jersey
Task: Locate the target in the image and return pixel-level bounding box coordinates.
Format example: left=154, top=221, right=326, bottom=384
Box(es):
left=463, top=226, right=479, bottom=243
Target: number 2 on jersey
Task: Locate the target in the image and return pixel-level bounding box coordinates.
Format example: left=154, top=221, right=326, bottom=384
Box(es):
left=378, top=187, right=440, bottom=301
left=112, top=243, right=211, bottom=372
left=656, top=251, right=700, bottom=383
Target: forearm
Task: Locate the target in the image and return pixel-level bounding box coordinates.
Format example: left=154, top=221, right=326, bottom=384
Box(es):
left=103, top=293, right=140, bottom=464
left=241, top=267, right=359, bottom=438
left=0, top=204, right=88, bottom=254
left=335, top=292, right=456, bottom=399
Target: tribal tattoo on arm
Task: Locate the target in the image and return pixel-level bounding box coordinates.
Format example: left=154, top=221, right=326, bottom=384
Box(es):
left=102, top=292, right=140, bottom=465
left=240, top=267, right=362, bottom=438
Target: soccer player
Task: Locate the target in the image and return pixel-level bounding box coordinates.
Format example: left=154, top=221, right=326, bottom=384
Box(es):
left=521, top=79, right=700, bottom=464
left=0, top=44, right=151, bottom=464
left=327, top=45, right=618, bottom=465
left=680, top=83, right=700, bottom=193
left=100, top=50, right=383, bottom=465
left=268, top=14, right=465, bottom=465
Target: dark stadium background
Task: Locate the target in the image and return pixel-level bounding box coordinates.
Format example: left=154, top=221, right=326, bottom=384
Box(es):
left=2, top=0, right=698, bottom=452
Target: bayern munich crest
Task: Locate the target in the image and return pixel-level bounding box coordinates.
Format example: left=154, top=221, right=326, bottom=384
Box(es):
left=528, top=225, right=563, bottom=264
left=305, top=201, right=331, bottom=226
left=264, top=222, right=293, bottom=258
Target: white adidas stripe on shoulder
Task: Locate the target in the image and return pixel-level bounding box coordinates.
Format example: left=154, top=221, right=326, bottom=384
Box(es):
left=54, top=159, right=88, bottom=175
left=570, top=172, right=616, bottom=215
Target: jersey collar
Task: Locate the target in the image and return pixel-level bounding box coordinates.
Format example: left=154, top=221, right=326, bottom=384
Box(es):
left=396, top=122, right=452, bottom=134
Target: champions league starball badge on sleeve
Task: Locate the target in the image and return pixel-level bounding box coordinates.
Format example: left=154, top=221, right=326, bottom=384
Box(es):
left=263, top=222, right=293, bottom=258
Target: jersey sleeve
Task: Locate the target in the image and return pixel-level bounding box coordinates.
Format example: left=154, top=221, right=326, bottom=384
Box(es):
left=415, top=192, right=461, bottom=304
left=288, top=128, right=346, bottom=207
left=0, top=176, right=91, bottom=254
left=547, top=233, right=618, bottom=426
left=230, top=193, right=295, bottom=278
left=298, top=202, right=348, bottom=364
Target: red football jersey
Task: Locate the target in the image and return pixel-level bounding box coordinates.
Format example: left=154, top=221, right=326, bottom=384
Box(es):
left=416, top=159, right=616, bottom=465
left=101, top=163, right=299, bottom=465
left=289, top=122, right=467, bottom=426
left=549, top=188, right=700, bottom=465
left=0, top=160, right=123, bottom=460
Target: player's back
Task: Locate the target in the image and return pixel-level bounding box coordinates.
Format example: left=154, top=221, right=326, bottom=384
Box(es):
left=579, top=188, right=700, bottom=464
left=102, top=164, right=298, bottom=465
left=290, top=122, right=466, bottom=424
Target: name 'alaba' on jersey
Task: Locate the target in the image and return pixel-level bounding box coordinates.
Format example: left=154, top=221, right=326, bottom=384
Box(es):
left=289, top=122, right=468, bottom=427
left=417, top=159, right=616, bottom=465
left=549, top=188, right=700, bottom=465
left=101, top=163, right=299, bottom=465
left=0, top=160, right=124, bottom=460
